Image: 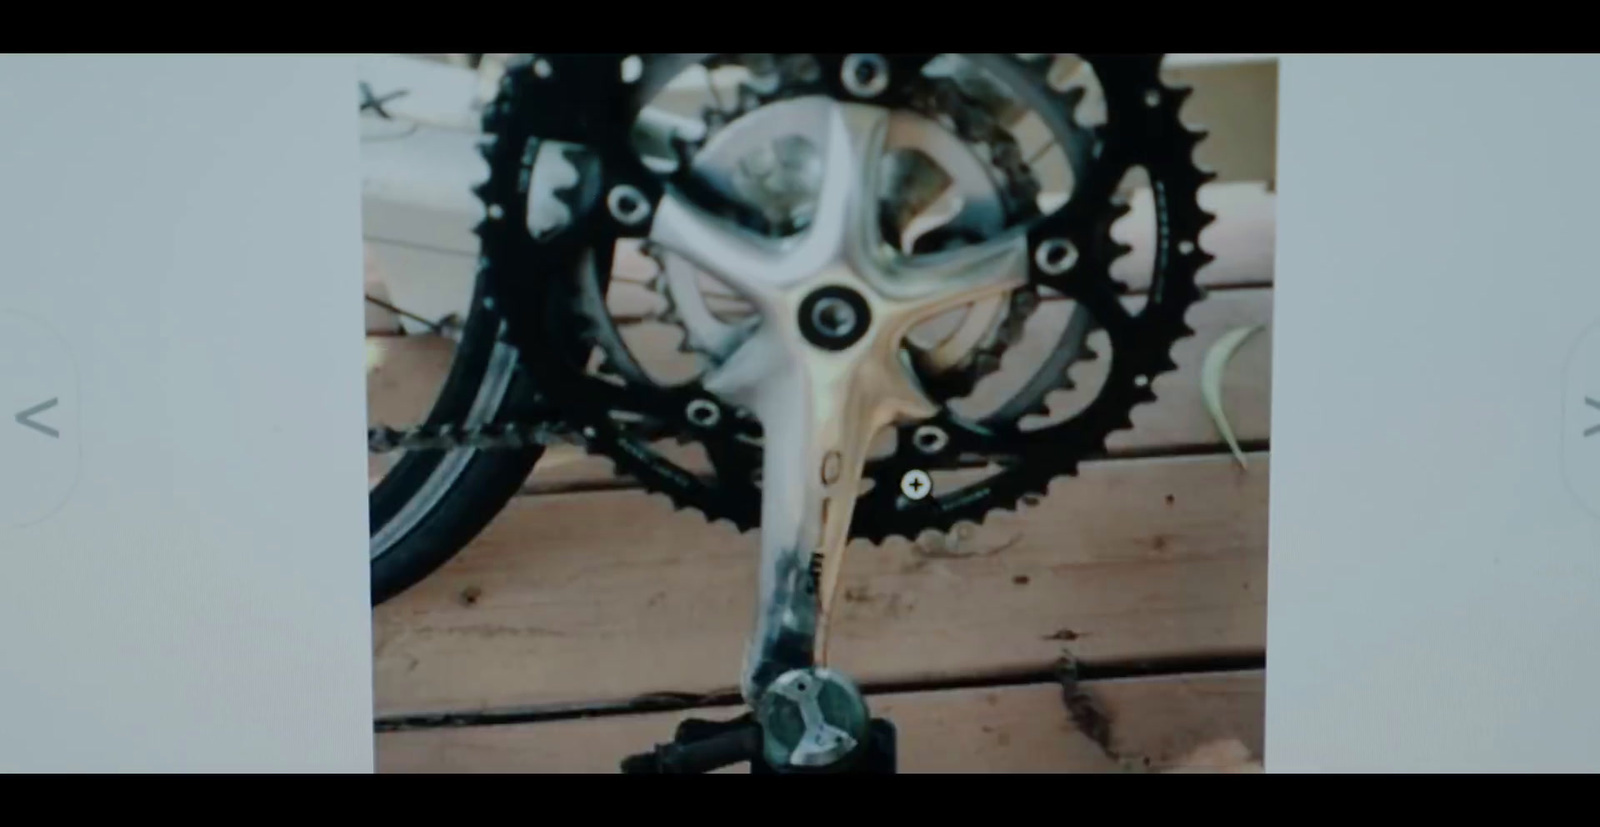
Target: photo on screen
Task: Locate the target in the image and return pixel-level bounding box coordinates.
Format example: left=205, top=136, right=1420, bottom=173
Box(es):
left=356, top=54, right=1277, bottom=773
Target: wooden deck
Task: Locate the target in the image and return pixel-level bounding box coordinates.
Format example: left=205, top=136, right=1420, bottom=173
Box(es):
left=368, top=192, right=1273, bottom=772
left=365, top=60, right=1275, bottom=772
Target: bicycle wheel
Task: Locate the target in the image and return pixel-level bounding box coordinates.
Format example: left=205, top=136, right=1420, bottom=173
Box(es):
left=366, top=267, right=546, bottom=606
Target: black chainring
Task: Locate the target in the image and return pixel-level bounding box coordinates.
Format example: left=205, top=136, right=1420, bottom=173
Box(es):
left=473, top=53, right=1214, bottom=543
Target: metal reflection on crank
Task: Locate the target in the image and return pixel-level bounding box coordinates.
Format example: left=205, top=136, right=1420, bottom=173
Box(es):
left=644, top=98, right=1029, bottom=757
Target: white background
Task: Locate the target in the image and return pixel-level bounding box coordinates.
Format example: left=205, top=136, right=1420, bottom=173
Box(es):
left=1268, top=54, right=1600, bottom=771
left=0, top=55, right=373, bottom=771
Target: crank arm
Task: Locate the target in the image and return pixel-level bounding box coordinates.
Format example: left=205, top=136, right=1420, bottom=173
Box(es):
left=642, top=97, right=1029, bottom=772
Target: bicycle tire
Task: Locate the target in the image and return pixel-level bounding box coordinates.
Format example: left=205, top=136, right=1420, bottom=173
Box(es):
left=367, top=269, right=546, bottom=605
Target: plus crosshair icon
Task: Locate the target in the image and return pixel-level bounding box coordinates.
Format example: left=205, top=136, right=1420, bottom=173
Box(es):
left=899, top=469, right=932, bottom=501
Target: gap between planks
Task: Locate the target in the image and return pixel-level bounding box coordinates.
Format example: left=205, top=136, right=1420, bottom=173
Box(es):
left=373, top=451, right=1269, bottom=717
left=375, top=668, right=1266, bottom=773
left=377, top=651, right=1266, bottom=731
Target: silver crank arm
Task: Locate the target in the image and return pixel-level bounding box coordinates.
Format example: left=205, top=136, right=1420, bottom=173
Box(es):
left=647, top=95, right=1028, bottom=770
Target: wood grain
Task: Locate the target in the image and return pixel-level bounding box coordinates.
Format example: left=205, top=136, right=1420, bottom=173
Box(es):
left=375, top=669, right=1264, bottom=773
left=373, top=452, right=1267, bottom=717
left=529, top=286, right=1273, bottom=490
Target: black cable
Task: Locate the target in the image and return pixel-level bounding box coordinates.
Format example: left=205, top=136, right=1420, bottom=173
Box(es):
left=364, top=294, right=447, bottom=334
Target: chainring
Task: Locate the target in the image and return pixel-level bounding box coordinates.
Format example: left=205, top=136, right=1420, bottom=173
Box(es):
left=473, top=53, right=1213, bottom=543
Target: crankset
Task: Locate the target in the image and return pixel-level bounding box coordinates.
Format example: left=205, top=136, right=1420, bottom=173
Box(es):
left=371, top=53, right=1213, bottom=773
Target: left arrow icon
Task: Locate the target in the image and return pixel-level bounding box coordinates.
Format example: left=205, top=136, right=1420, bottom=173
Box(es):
left=15, top=397, right=59, bottom=438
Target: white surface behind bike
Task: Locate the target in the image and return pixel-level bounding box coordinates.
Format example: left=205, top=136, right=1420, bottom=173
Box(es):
left=0, top=56, right=373, bottom=771
left=1268, top=55, right=1600, bottom=771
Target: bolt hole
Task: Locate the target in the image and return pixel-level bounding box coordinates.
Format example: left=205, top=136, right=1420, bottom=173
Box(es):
left=1135, top=374, right=1149, bottom=387
left=913, top=425, right=948, bottom=454
left=1144, top=88, right=1161, bottom=107
left=1178, top=240, right=1195, bottom=255
left=686, top=399, right=720, bottom=428
left=487, top=204, right=504, bottom=220
left=841, top=54, right=889, bottom=97
left=811, top=297, right=858, bottom=339
left=1035, top=238, right=1077, bottom=275
left=533, top=58, right=553, bottom=79
left=607, top=185, right=651, bottom=226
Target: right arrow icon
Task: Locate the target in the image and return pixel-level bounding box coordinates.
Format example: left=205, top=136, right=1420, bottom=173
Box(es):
left=15, top=397, right=60, bottom=439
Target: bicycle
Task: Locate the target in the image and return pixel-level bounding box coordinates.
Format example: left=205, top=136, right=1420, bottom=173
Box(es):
left=364, top=53, right=1215, bottom=773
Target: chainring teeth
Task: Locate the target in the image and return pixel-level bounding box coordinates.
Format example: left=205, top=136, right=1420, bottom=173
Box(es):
left=584, top=430, right=759, bottom=534
left=474, top=53, right=1213, bottom=544
left=856, top=62, right=1218, bottom=541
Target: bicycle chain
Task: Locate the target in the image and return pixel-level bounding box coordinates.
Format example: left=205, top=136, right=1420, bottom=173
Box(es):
left=367, top=420, right=579, bottom=454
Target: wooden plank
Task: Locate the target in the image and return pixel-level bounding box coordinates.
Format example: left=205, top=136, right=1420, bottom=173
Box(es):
left=1152, top=181, right=1275, bottom=288
left=529, top=286, right=1272, bottom=490
left=362, top=239, right=476, bottom=335
left=373, top=451, right=1267, bottom=716
left=363, top=242, right=403, bottom=334
left=1167, top=61, right=1278, bottom=186
left=363, top=195, right=479, bottom=257
left=375, top=669, right=1263, bottom=773
left=366, top=335, right=455, bottom=429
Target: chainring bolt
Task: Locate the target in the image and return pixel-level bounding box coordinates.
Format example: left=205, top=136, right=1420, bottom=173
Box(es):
left=686, top=398, right=721, bottom=428
left=841, top=54, right=889, bottom=98
left=607, top=185, right=652, bottom=227
left=1035, top=238, right=1078, bottom=275
left=912, top=425, right=949, bottom=455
